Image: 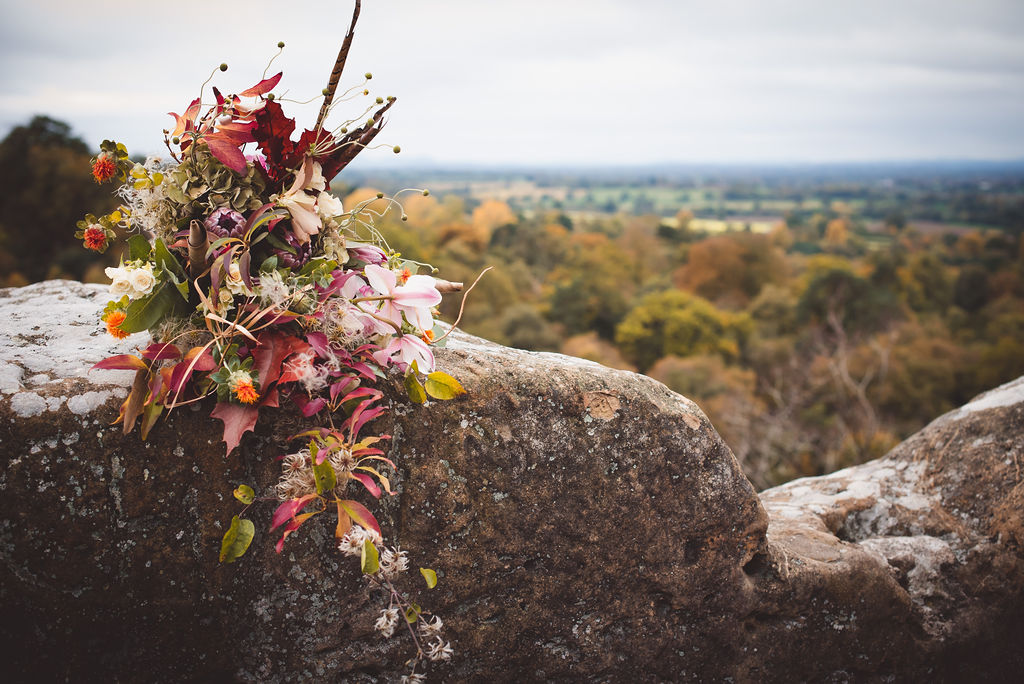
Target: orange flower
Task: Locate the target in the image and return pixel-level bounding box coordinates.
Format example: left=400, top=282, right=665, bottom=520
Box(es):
left=397, top=267, right=412, bottom=285
left=83, top=225, right=107, bottom=251
left=91, top=154, right=117, bottom=183
left=420, top=328, right=434, bottom=344
left=103, top=310, right=130, bottom=339
left=232, top=377, right=260, bottom=405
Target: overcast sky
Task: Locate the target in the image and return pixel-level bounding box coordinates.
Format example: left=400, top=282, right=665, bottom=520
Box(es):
left=2, top=0, right=1022, bottom=166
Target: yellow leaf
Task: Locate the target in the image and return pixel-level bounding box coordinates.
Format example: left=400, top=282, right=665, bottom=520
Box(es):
left=425, top=371, right=466, bottom=400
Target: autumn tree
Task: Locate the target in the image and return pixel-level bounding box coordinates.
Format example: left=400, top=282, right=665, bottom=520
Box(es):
left=674, top=233, right=787, bottom=308
left=614, top=290, right=751, bottom=371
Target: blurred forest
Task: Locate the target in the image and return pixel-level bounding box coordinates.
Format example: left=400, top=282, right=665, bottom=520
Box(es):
left=3, top=117, right=1023, bottom=489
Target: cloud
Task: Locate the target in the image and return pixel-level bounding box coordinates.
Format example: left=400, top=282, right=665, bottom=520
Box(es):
left=2, top=0, right=1022, bottom=164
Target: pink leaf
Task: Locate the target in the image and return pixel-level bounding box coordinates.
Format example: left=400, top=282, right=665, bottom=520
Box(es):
left=350, top=362, right=378, bottom=381
left=91, top=355, right=147, bottom=371
left=210, top=402, right=260, bottom=456
left=274, top=511, right=317, bottom=553
left=239, top=72, right=283, bottom=98
left=305, top=331, right=330, bottom=358
left=350, top=406, right=387, bottom=440
left=205, top=137, right=248, bottom=174
left=350, top=472, right=381, bottom=499
left=329, top=379, right=357, bottom=401
left=339, top=387, right=382, bottom=404
left=271, top=494, right=317, bottom=531
left=297, top=396, right=327, bottom=417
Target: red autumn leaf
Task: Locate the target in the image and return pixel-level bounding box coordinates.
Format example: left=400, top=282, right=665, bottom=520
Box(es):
left=251, top=100, right=298, bottom=185
left=339, top=386, right=382, bottom=404
left=239, top=72, right=283, bottom=98
left=169, top=347, right=216, bottom=394
left=214, top=120, right=257, bottom=141
left=277, top=342, right=315, bottom=384
left=168, top=97, right=201, bottom=137
left=252, top=332, right=309, bottom=389
left=350, top=472, right=381, bottom=499
left=349, top=406, right=387, bottom=441
left=205, top=137, right=247, bottom=174
left=275, top=511, right=317, bottom=553
left=141, top=342, right=181, bottom=361
left=271, top=493, right=318, bottom=530
left=91, top=355, right=147, bottom=371
left=210, top=401, right=260, bottom=456
left=293, top=395, right=327, bottom=417
left=338, top=499, right=380, bottom=535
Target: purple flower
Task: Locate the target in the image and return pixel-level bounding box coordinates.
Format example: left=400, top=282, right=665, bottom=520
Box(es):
left=204, top=207, right=246, bottom=239
left=273, top=229, right=312, bottom=268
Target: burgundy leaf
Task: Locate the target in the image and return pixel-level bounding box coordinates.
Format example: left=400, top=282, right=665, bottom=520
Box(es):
left=141, top=342, right=181, bottom=361
left=210, top=401, right=260, bottom=456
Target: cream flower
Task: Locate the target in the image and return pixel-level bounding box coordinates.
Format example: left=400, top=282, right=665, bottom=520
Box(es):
left=318, top=192, right=344, bottom=220
left=105, top=266, right=132, bottom=299
left=128, top=265, right=156, bottom=297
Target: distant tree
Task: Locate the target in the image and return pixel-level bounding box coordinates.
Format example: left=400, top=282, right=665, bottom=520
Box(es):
left=952, top=265, right=991, bottom=313
left=614, top=290, right=751, bottom=371
left=798, top=268, right=902, bottom=337
left=0, top=116, right=119, bottom=283
left=674, top=233, right=787, bottom=308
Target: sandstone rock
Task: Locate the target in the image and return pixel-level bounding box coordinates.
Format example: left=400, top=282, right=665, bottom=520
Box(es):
left=0, top=280, right=1021, bottom=682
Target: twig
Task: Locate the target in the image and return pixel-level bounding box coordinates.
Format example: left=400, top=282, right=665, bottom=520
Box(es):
left=315, top=0, right=362, bottom=131
left=434, top=267, right=492, bottom=344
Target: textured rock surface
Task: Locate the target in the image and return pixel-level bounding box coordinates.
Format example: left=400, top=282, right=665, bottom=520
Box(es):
left=1, top=280, right=1022, bottom=682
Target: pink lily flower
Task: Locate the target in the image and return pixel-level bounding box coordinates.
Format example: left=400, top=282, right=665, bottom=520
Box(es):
left=373, top=334, right=435, bottom=373
left=363, top=264, right=441, bottom=331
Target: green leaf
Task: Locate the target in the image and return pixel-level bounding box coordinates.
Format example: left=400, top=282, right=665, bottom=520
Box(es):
left=404, top=603, right=422, bottom=624
left=430, top=323, right=448, bottom=348
left=425, top=371, right=466, bottom=401
left=119, top=281, right=178, bottom=333
left=127, top=234, right=151, bottom=261
left=232, top=484, right=255, bottom=505
left=405, top=371, right=427, bottom=404
left=155, top=238, right=187, bottom=282
left=219, top=516, right=255, bottom=563
left=360, top=538, right=379, bottom=574
left=420, top=567, right=438, bottom=589
left=312, top=459, right=337, bottom=494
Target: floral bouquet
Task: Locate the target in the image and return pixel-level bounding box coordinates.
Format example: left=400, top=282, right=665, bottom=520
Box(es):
left=79, top=2, right=465, bottom=678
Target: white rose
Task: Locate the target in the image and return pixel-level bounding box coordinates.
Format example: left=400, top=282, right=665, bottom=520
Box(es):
left=105, top=266, right=127, bottom=281
left=128, top=266, right=157, bottom=297
left=317, top=192, right=344, bottom=220
left=110, top=278, right=132, bottom=298
left=105, top=266, right=132, bottom=298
